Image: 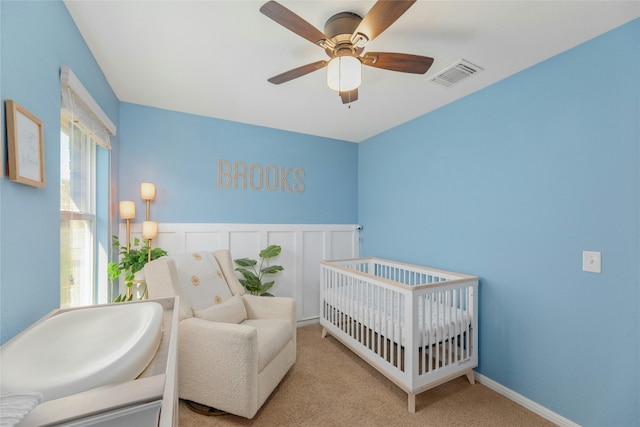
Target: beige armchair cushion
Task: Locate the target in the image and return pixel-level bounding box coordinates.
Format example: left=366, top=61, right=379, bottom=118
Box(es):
left=173, top=252, right=232, bottom=310
left=243, top=319, right=293, bottom=372
left=193, top=295, right=247, bottom=324
left=211, top=249, right=246, bottom=296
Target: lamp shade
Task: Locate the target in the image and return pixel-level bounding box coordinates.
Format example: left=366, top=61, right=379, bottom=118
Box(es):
left=142, top=221, right=158, bottom=239
left=119, top=201, right=136, bottom=220
left=327, top=56, right=361, bottom=92
left=140, top=182, right=156, bottom=201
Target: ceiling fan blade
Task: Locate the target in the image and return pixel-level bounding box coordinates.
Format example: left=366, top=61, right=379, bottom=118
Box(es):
left=362, top=52, right=434, bottom=74
left=351, top=0, right=416, bottom=45
left=260, top=1, right=328, bottom=47
left=267, top=60, right=328, bottom=85
left=340, top=89, right=358, bottom=104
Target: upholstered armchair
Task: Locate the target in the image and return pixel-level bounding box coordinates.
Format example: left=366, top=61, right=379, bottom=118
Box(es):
left=144, top=250, right=296, bottom=419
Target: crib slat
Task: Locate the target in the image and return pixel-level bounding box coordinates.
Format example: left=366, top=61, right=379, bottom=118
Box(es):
left=356, top=279, right=361, bottom=344
left=347, top=276, right=352, bottom=337
left=436, top=291, right=441, bottom=369
left=452, top=289, right=457, bottom=362
left=420, top=294, right=427, bottom=375
left=377, top=286, right=382, bottom=359
left=397, top=297, right=402, bottom=369
left=382, top=287, right=387, bottom=362
left=447, top=290, right=453, bottom=364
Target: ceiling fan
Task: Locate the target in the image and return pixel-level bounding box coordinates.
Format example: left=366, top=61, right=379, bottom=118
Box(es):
left=260, top=0, right=434, bottom=104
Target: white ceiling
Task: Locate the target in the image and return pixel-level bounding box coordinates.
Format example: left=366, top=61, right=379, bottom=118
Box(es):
left=64, top=1, right=639, bottom=143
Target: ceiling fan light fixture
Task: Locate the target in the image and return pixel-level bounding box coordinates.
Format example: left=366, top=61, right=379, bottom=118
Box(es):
left=327, top=56, right=361, bottom=92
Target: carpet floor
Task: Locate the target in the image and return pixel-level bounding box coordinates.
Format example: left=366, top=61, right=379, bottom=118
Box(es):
left=178, top=324, right=555, bottom=426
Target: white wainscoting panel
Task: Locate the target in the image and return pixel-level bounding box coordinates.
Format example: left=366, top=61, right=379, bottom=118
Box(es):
left=120, top=223, right=360, bottom=322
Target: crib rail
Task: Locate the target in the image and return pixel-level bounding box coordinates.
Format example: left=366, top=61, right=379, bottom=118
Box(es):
left=325, top=257, right=473, bottom=288
left=320, top=258, right=478, bottom=406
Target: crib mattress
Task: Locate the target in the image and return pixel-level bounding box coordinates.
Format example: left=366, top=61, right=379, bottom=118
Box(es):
left=0, top=302, right=164, bottom=402
left=324, top=292, right=470, bottom=346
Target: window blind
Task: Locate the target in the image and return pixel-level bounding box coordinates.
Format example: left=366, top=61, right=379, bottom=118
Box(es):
left=60, top=66, right=116, bottom=149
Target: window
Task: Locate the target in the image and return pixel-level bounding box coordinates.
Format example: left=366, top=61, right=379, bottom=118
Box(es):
left=59, top=66, right=116, bottom=308
left=60, top=118, right=97, bottom=308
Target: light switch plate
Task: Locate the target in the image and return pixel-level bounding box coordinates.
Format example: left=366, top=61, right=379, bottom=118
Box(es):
left=582, top=251, right=601, bottom=273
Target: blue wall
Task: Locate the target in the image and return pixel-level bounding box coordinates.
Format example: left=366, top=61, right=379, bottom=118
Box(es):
left=358, top=19, right=639, bottom=426
left=0, top=1, right=119, bottom=343
left=118, top=103, right=358, bottom=224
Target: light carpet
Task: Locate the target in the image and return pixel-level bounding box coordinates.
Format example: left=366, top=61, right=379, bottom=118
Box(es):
left=178, top=324, right=555, bottom=426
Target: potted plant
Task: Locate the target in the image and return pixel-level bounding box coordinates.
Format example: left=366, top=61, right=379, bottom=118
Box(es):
left=108, top=235, right=168, bottom=302
left=234, top=244, right=284, bottom=296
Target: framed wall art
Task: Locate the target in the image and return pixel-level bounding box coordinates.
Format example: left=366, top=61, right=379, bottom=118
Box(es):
left=5, top=99, right=45, bottom=187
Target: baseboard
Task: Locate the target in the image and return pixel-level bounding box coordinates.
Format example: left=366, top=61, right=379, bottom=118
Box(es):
left=296, top=317, right=320, bottom=328
left=474, top=372, right=580, bottom=427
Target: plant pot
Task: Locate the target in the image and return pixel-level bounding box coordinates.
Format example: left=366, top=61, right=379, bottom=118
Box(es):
left=133, top=270, right=145, bottom=282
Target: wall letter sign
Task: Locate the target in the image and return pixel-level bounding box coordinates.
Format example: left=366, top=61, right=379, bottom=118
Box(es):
left=217, top=160, right=304, bottom=193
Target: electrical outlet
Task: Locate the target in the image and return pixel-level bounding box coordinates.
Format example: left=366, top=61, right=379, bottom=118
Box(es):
left=582, top=251, right=601, bottom=273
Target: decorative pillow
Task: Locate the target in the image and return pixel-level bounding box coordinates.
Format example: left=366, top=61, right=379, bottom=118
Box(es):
left=193, top=294, right=247, bottom=324
left=172, top=252, right=233, bottom=310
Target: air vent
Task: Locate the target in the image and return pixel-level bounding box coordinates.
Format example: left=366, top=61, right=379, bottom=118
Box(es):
left=429, top=59, right=483, bottom=87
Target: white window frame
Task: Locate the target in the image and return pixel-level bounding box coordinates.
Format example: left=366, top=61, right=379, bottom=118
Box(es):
left=60, top=118, right=98, bottom=308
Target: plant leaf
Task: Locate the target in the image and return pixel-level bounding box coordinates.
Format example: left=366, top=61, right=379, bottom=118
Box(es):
left=235, top=268, right=258, bottom=280
left=234, top=258, right=257, bottom=267
left=260, top=280, right=275, bottom=293
left=259, top=245, right=281, bottom=259
left=246, top=276, right=262, bottom=288
left=261, top=265, right=284, bottom=275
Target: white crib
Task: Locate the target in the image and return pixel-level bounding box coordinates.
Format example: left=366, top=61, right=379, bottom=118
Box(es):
left=320, top=258, right=478, bottom=413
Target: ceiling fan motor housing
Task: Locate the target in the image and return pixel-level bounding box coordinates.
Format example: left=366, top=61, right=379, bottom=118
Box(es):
left=324, top=12, right=363, bottom=57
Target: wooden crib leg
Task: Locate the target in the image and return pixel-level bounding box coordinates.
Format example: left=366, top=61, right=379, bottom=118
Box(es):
left=465, top=370, right=475, bottom=385
left=321, top=327, right=327, bottom=339
left=408, top=393, right=416, bottom=413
